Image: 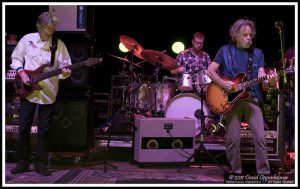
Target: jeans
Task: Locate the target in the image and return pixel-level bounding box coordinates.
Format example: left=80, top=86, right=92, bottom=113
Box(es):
left=224, top=100, right=270, bottom=174
left=15, top=99, right=55, bottom=166
left=285, top=94, right=295, bottom=149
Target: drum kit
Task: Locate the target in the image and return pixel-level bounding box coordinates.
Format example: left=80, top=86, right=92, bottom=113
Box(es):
left=109, top=35, right=222, bottom=136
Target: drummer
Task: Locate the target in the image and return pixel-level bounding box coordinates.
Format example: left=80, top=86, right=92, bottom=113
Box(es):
left=170, top=32, right=212, bottom=90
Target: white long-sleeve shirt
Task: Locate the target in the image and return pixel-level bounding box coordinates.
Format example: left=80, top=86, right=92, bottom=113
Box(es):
left=10, top=32, right=72, bottom=104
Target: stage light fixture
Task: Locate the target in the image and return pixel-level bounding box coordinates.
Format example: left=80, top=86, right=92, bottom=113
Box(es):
left=119, top=42, right=129, bottom=52
left=172, top=42, right=185, bottom=54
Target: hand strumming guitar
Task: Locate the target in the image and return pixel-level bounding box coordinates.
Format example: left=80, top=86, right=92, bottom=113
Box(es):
left=18, top=70, right=30, bottom=85
left=221, top=80, right=235, bottom=91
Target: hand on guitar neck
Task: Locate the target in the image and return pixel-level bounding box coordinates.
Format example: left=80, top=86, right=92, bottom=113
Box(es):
left=61, top=68, right=72, bottom=78
left=265, top=69, right=279, bottom=87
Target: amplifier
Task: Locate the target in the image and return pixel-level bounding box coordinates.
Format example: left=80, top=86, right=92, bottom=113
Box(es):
left=240, top=130, right=280, bottom=161
left=5, top=125, right=38, bottom=162
left=134, top=117, right=195, bottom=163
left=6, top=69, right=17, bottom=80
left=5, top=125, right=38, bottom=139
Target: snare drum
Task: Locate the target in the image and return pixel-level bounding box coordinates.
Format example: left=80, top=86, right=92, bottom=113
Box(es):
left=151, top=83, right=177, bottom=112
left=128, top=82, right=152, bottom=111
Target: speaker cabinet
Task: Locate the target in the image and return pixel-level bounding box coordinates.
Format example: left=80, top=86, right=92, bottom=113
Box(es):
left=134, top=118, right=195, bottom=163
left=49, top=5, right=86, bottom=32
left=49, top=97, right=93, bottom=152
left=240, top=130, right=279, bottom=161
left=54, top=32, right=91, bottom=89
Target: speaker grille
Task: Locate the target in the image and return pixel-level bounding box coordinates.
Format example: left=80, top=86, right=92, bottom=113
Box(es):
left=55, top=32, right=90, bottom=89
left=49, top=99, right=93, bottom=152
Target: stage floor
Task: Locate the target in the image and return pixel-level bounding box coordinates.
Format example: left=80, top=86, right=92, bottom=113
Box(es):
left=5, top=160, right=227, bottom=185
left=4, top=156, right=295, bottom=185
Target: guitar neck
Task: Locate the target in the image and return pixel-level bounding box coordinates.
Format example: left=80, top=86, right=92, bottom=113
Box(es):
left=240, top=68, right=293, bottom=89
left=31, top=61, right=87, bottom=83
left=242, top=75, right=268, bottom=89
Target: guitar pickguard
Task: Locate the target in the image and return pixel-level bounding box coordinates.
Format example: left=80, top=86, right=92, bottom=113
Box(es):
left=227, top=90, right=244, bottom=103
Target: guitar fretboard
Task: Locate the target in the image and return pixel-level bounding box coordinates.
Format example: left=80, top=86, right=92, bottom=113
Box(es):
left=238, top=68, right=293, bottom=90
left=242, top=75, right=268, bottom=89
left=31, top=60, right=89, bottom=83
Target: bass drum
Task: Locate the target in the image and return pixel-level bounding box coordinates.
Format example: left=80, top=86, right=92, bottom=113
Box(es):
left=164, top=93, right=210, bottom=136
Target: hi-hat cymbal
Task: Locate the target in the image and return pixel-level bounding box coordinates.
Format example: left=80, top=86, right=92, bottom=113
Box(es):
left=141, top=50, right=178, bottom=70
left=108, top=54, right=142, bottom=68
left=119, top=35, right=144, bottom=59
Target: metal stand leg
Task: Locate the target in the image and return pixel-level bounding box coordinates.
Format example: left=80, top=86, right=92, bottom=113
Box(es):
left=177, top=85, right=229, bottom=173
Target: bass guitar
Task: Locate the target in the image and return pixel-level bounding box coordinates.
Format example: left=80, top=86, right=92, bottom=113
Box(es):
left=14, top=57, right=102, bottom=99
left=206, top=68, right=294, bottom=114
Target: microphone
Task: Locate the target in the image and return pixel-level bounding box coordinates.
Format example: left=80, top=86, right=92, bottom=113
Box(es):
left=194, top=109, right=202, bottom=119
left=275, top=21, right=283, bottom=29
left=161, top=50, right=167, bottom=53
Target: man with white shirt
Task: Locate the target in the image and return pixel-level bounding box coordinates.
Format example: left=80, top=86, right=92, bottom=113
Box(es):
left=10, top=12, right=72, bottom=176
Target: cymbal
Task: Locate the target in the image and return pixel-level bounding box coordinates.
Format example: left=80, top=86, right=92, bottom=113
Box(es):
left=108, top=54, right=142, bottom=68
left=119, top=35, right=144, bottom=59
left=141, top=50, right=178, bottom=70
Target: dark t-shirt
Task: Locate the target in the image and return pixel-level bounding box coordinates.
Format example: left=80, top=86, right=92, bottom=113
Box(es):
left=213, top=44, right=265, bottom=103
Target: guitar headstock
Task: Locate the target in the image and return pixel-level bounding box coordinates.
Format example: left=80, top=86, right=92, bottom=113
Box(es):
left=86, top=56, right=103, bottom=67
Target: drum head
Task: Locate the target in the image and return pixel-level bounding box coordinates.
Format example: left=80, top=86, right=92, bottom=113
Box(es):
left=165, top=93, right=210, bottom=136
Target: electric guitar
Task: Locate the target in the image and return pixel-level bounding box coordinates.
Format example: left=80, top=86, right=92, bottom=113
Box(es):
left=14, top=57, right=103, bottom=99
left=206, top=67, right=294, bottom=114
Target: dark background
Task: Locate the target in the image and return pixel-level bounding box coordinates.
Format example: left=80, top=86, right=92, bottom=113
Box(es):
left=5, top=4, right=295, bottom=93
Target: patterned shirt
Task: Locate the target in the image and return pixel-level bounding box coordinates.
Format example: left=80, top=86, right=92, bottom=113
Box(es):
left=10, top=32, right=72, bottom=104
left=175, top=48, right=211, bottom=73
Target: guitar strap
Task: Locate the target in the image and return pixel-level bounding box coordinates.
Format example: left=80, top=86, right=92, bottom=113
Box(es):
left=50, top=37, right=58, bottom=67
left=246, top=49, right=261, bottom=107
left=246, top=47, right=254, bottom=80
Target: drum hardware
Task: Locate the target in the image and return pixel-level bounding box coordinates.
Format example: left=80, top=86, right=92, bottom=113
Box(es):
left=96, top=35, right=145, bottom=170
left=177, top=83, right=229, bottom=174
left=163, top=76, right=178, bottom=84
left=141, top=49, right=178, bottom=117
left=118, top=35, right=146, bottom=114
left=108, top=54, right=142, bottom=68
left=149, top=61, right=162, bottom=116
left=141, top=49, right=178, bottom=70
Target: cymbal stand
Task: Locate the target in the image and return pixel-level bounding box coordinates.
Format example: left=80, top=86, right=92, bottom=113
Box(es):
left=101, top=52, right=136, bottom=167
left=177, top=83, right=229, bottom=173
left=152, top=61, right=162, bottom=117
left=120, top=57, right=129, bottom=111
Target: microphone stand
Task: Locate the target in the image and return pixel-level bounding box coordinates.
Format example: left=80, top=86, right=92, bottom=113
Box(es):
left=177, top=84, right=229, bottom=173
left=275, top=21, right=287, bottom=176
